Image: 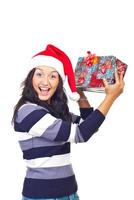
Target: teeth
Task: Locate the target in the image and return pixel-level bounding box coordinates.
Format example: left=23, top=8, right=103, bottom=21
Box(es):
left=39, top=87, right=50, bottom=91
left=41, top=88, right=48, bottom=91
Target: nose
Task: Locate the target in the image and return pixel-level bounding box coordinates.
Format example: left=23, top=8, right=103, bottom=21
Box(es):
left=41, top=75, right=49, bottom=85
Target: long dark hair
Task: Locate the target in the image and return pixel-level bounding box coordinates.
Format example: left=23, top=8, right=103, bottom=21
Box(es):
left=12, top=68, right=72, bottom=123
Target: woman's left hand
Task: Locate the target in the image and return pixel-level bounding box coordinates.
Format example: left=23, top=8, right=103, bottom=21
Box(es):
left=103, top=70, right=125, bottom=101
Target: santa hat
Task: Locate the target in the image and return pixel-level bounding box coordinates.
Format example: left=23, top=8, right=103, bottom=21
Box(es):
left=30, top=44, right=80, bottom=101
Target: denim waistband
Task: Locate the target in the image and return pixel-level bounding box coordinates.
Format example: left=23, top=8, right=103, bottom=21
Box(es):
left=22, top=192, right=79, bottom=200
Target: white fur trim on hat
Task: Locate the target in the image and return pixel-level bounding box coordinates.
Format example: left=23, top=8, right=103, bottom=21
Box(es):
left=69, top=92, right=80, bottom=101
left=30, top=55, right=66, bottom=81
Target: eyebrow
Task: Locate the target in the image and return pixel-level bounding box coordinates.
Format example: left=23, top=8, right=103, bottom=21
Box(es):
left=36, top=68, right=58, bottom=74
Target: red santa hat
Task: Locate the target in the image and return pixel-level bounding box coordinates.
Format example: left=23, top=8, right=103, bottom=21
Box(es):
left=30, top=44, right=80, bottom=101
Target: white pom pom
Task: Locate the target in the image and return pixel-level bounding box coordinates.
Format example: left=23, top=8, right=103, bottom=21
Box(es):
left=69, top=92, right=80, bottom=101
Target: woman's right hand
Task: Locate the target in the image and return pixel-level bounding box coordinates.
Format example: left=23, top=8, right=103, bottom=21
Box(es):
left=76, top=87, right=86, bottom=99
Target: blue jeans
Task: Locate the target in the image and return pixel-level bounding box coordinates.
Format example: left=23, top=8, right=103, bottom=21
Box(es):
left=22, top=192, right=79, bottom=200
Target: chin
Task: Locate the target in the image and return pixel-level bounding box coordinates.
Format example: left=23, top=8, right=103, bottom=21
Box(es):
left=38, top=96, right=48, bottom=101
left=39, top=95, right=51, bottom=102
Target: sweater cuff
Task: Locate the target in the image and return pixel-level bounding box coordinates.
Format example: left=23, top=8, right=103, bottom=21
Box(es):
left=79, top=109, right=105, bottom=142
left=80, top=107, right=94, bottom=119
left=95, top=109, right=105, bottom=120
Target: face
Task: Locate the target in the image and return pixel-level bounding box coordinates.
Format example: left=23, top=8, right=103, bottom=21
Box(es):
left=32, top=66, right=59, bottom=103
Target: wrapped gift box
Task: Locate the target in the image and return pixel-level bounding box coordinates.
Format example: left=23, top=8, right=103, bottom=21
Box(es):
left=75, top=51, right=127, bottom=92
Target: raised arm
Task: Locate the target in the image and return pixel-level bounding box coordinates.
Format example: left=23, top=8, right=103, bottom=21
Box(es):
left=77, top=71, right=125, bottom=116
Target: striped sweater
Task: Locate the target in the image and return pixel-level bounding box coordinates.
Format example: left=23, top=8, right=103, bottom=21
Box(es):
left=13, top=102, right=105, bottom=198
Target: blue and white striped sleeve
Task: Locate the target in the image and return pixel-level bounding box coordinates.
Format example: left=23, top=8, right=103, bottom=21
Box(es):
left=14, top=104, right=105, bottom=144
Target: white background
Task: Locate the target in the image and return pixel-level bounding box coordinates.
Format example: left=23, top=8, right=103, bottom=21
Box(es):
left=0, top=0, right=133, bottom=199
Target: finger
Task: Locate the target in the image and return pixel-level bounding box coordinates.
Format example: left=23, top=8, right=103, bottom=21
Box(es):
left=103, top=78, right=109, bottom=87
left=120, top=72, right=125, bottom=87
left=76, top=87, right=84, bottom=92
left=119, top=71, right=124, bottom=81
left=114, top=69, right=119, bottom=83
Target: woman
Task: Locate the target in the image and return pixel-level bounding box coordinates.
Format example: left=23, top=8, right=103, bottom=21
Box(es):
left=12, top=44, right=125, bottom=200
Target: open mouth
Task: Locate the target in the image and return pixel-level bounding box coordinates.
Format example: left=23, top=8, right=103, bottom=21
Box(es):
left=39, top=87, right=51, bottom=96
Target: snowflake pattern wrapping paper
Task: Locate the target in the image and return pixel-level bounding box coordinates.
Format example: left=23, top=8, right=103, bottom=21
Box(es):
left=75, top=51, right=127, bottom=93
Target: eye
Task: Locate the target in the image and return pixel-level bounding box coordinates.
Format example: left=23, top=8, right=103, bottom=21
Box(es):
left=51, top=75, right=56, bottom=79
left=50, top=73, right=58, bottom=79
left=35, top=72, right=43, bottom=77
